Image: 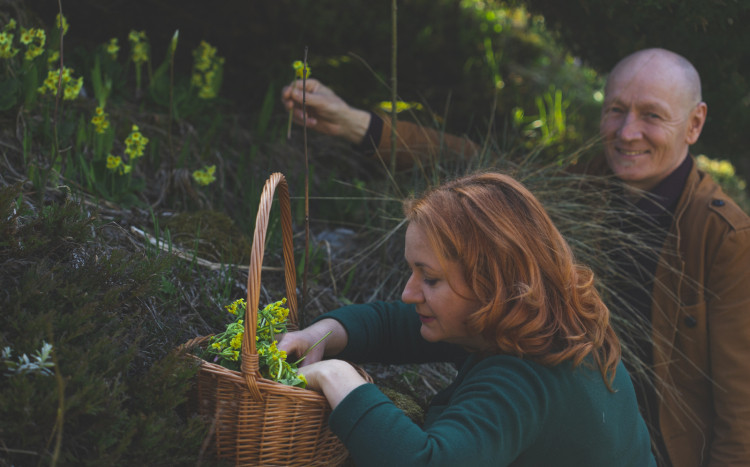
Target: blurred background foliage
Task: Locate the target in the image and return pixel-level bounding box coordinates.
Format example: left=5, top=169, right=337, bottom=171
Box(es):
left=1, top=0, right=748, bottom=464
left=23, top=0, right=750, bottom=184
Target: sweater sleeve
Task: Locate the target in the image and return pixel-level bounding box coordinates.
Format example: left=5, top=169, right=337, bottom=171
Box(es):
left=357, top=112, right=481, bottom=170
left=316, top=300, right=467, bottom=365
left=329, top=356, right=549, bottom=467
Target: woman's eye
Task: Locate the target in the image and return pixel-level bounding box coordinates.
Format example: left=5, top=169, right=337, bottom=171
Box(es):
left=423, top=278, right=438, bottom=286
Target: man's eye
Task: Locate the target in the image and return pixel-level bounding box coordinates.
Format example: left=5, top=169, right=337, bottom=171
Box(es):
left=608, top=107, right=624, bottom=114
left=423, top=278, right=438, bottom=286
left=647, top=113, right=661, bottom=119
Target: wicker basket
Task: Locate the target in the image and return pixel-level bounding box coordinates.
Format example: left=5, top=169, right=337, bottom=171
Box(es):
left=183, top=172, right=350, bottom=466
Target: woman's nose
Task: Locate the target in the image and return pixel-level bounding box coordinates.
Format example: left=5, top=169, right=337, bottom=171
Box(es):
left=401, top=273, right=424, bottom=304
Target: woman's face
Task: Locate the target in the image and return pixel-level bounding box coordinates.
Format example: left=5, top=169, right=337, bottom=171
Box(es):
left=402, top=223, right=485, bottom=350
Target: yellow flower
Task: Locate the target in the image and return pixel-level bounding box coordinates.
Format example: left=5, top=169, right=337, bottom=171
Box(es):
left=192, top=41, right=223, bottom=99
left=56, top=14, right=69, bottom=36
left=91, top=107, right=110, bottom=134
left=106, top=38, right=119, bottom=59
left=128, top=30, right=149, bottom=64
left=19, top=27, right=33, bottom=45
left=292, top=60, right=311, bottom=79
left=378, top=101, right=424, bottom=113
left=106, top=154, right=122, bottom=170
left=192, top=165, right=217, bottom=186
left=124, top=125, right=149, bottom=159
left=4, top=19, right=16, bottom=31
left=37, top=67, right=83, bottom=100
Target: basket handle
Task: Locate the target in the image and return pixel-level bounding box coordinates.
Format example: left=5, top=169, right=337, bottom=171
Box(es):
left=240, top=172, right=298, bottom=400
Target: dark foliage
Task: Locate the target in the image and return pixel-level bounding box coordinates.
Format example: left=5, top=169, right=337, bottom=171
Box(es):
left=520, top=0, right=750, bottom=179
left=0, top=184, right=212, bottom=466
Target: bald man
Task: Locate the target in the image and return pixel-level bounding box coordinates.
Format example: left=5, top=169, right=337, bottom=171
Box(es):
left=282, top=48, right=750, bottom=466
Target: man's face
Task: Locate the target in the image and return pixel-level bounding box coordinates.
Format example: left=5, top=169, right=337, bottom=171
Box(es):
left=599, top=60, right=705, bottom=191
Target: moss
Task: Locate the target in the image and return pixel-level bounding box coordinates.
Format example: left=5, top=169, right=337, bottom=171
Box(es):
left=380, top=386, right=426, bottom=426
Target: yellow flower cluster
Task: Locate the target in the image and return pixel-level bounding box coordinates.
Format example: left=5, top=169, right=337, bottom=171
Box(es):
left=106, top=154, right=131, bottom=175
left=0, top=20, right=19, bottom=59
left=292, top=60, right=311, bottom=79
left=127, top=30, right=149, bottom=64
left=37, top=67, right=84, bottom=100
left=91, top=106, right=110, bottom=134
left=192, top=165, right=217, bottom=186
left=106, top=125, right=149, bottom=176
left=696, top=155, right=747, bottom=190
left=19, top=27, right=45, bottom=61
left=106, top=38, right=119, bottom=60
left=225, top=298, right=246, bottom=315
left=256, top=297, right=289, bottom=342
left=124, top=124, right=149, bottom=159
left=191, top=40, right=224, bottom=99
left=200, top=297, right=306, bottom=387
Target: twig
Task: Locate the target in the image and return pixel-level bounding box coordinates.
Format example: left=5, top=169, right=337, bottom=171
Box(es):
left=301, top=46, right=310, bottom=327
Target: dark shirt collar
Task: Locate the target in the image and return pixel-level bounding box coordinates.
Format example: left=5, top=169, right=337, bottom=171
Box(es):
left=636, top=154, right=692, bottom=217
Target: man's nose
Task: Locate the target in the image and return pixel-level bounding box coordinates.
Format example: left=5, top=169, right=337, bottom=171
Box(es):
left=617, top=112, right=641, bottom=141
left=401, top=273, right=424, bottom=304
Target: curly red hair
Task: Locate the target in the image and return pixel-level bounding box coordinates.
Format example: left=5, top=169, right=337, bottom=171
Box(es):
left=404, top=172, right=621, bottom=389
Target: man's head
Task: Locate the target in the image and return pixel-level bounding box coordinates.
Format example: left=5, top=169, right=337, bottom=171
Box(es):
left=600, top=48, right=707, bottom=191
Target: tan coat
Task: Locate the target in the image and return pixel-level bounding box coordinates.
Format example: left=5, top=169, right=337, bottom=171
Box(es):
left=650, top=160, right=750, bottom=466
left=369, top=119, right=750, bottom=466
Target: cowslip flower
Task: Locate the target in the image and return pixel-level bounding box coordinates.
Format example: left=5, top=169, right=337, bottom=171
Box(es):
left=106, top=154, right=122, bottom=171
left=37, top=67, right=83, bottom=100
left=191, top=41, right=223, bottom=99
left=124, top=125, right=149, bottom=159
left=56, top=14, right=68, bottom=36
left=106, top=38, right=119, bottom=60
left=91, top=106, right=110, bottom=134
left=192, top=165, right=216, bottom=186
left=22, top=28, right=45, bottom=61
left=0, top=31, right=18, bottom=59
left=292, top=60, right=311, bottom=80
left=128, top=30, right=149, bottom=64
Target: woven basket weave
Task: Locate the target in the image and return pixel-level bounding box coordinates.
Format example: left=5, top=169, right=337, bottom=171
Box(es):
left=183, top=172, right=350, bottom=466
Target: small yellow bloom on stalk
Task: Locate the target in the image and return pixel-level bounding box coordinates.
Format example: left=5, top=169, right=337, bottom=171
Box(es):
left=56, top=14, right=69, bottom=36
left=91, top=106, right=110, bottom=134
left=124, top=125, right=149, bottom=159
left=106, top=38, right=119, bottom=60
left=20, top=28, right=45, bottom=61
left=4, top=19, right=16, bottom=31
left=19, top=27, right=33, bottom=45
left=224, top=298, right=246, bottom=315
left=128, top=30, right=149, bottom=64
left=191, top=41, right=223, bottom=99
left=192, top=165, right=217, bottom=186
left=47, top=50, right=59, bottom=65
left=287, top=61, right=311, bottom=138
left=0, top=31, right=18, bottom=59
left=230, top=332, right=243, bottom=350
left=106, top=154, right=122, bottom=170
left=37, top=67, right=83, bottom=100
left=292, top=60, right=311, bottom=79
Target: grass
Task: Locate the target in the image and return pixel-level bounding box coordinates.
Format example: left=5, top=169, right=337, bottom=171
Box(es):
left=2, top=1, right=749, bottom=464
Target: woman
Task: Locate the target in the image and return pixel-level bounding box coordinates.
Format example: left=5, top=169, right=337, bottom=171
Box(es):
left=278, top=172, right=656, bottom=466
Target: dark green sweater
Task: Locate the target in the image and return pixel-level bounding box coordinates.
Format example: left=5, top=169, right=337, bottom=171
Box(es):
left=321, top=301, right=656, bottom=467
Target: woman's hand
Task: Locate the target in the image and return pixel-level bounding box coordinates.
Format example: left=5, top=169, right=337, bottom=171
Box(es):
left=276, top=318, right=348, bottom=367
left=281, top=78, right=371, bottom=145
left=300, top=360, right=368, bottom=409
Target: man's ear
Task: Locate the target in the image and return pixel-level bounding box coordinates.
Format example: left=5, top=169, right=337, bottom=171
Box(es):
left=686, top=102, right=707, bottom=145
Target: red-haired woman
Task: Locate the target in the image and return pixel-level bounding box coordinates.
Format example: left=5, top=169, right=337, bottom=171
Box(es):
left=279, top=172, right=656, bottom=466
